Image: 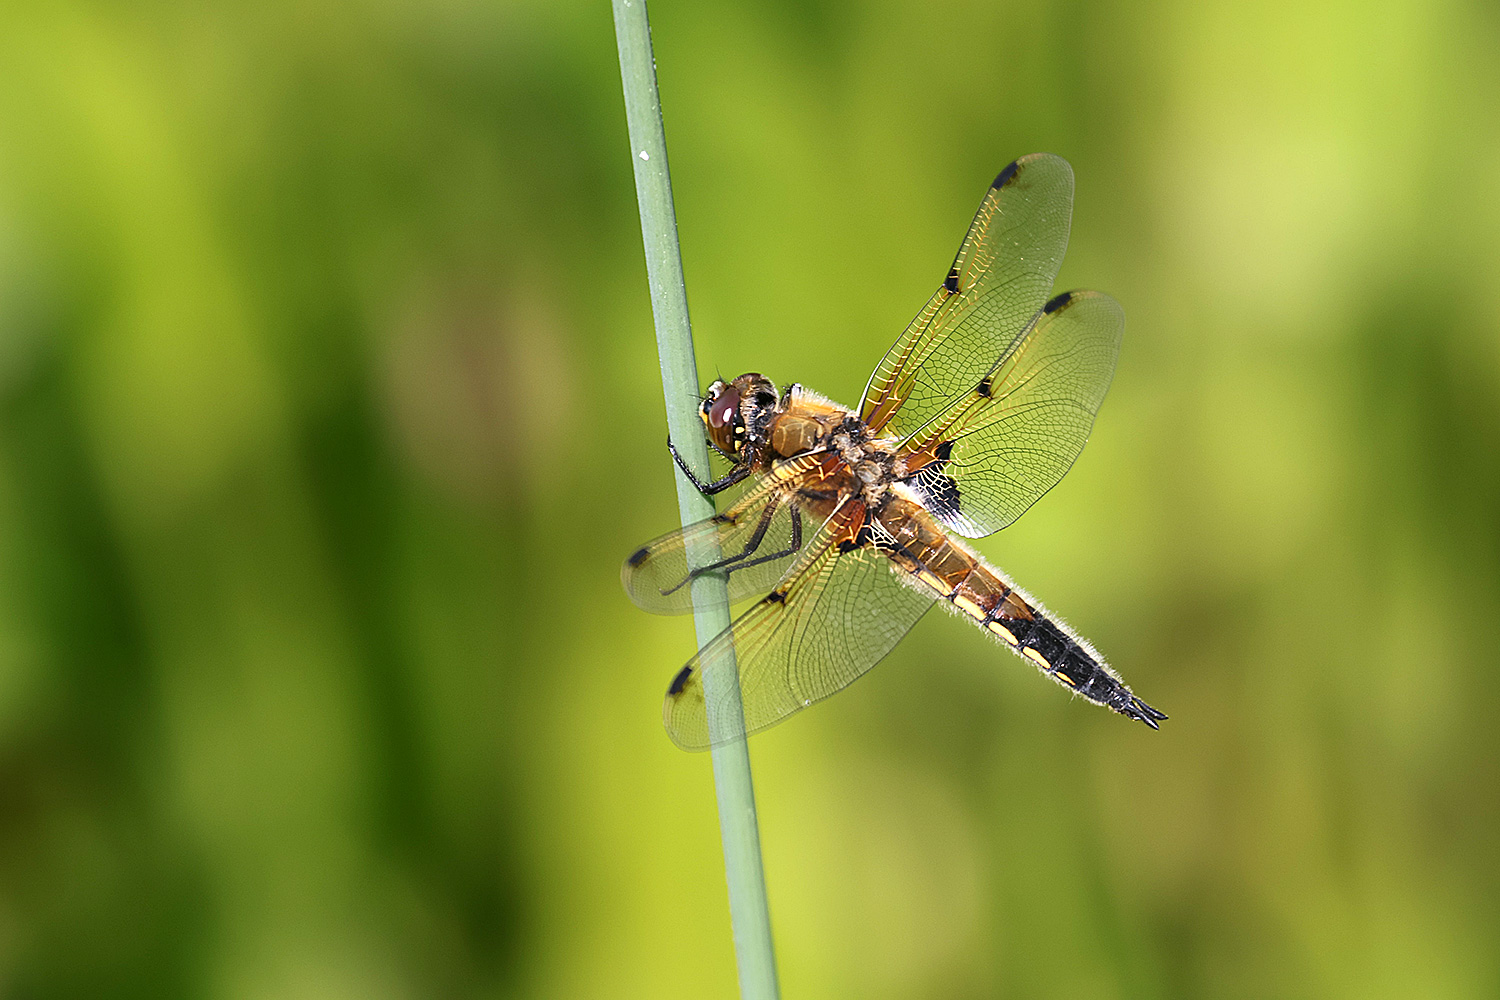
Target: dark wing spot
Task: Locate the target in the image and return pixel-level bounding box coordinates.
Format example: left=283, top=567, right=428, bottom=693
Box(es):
left=902, top=442, right=961, bottom=524
left=944, top=267, right=960, bottom=293
left=902, top=462, right=962, bottom=526
left=766, top=590, right=787, bottom=604
left=627, top=547, right=650, bottom=567
left=837, top=523, right=874, bottom=554
left=1043, top=291, right=1073, bottom=314
left=667, top=665, right=693, bottom=696
left=838, top=516, right=875, bottom=555
left=710, top=513, right=734, bottom=525
left=976, top=377, right=992, bottom=398
left=993, top=160, right=1022, bottom=189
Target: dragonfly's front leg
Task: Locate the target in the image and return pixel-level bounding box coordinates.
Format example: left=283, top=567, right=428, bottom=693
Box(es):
left=667, top=436, right=751, bottom=495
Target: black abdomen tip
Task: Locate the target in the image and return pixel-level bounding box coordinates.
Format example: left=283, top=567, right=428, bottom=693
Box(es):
left=1122, top=696, right=1167, bottom=729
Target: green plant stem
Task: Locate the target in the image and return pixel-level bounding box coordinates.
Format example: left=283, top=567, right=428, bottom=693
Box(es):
left=610, top=2, right=780, bottom=998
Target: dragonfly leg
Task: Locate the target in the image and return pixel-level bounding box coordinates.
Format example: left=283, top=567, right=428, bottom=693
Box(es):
left=660, top=506, right=804, bottom=596
left=717, top=505, right=804, bottom=575
left=667, top=436, right=751, bottom=495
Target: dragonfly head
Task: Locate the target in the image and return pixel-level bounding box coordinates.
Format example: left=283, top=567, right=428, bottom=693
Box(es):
left=701, top=373, right=779, bottom=459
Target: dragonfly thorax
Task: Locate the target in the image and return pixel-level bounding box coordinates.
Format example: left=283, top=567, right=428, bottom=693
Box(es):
left=758, top=389, right=903, bottom=510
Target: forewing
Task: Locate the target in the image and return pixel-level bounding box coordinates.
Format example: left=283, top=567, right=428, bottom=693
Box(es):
left=623, top=491, right=803, bottom=615
left=898, top=290, right=1123, bottom=537
left=663, top=522, right=934, bottom=750
left=859, top=153, right=1074, bottom=438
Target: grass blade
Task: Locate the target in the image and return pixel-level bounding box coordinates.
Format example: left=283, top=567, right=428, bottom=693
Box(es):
left=610, top=3, right=781, bottom=997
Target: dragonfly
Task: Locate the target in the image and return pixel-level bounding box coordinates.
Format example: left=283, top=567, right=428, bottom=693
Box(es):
left=623, top=153, right=1164, bottom=750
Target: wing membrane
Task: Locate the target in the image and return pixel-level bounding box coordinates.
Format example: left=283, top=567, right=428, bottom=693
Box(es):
left=623, top=490, right=804, bottom=615
left=663, top=518, right=935, bottom=750
left=898, top=290, right=1123, bottom=537
left=859, top=153, right=1074, bottom=439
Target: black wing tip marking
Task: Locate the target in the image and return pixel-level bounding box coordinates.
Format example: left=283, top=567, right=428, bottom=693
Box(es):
left=992, top=160, right=1022, bottom=189
left=667, top=665, right=693, bottom=696
left=627, top=547, right=650, bottom=568
left=1043, top=290, right=1074, bottom=315
left=1122, top=696, right=1167, bottom=729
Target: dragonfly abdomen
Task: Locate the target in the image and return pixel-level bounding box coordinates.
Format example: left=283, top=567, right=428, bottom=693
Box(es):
left=882, top=511, right=1163, bottom=727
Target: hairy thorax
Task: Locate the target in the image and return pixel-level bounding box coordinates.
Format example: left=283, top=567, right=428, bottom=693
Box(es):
left=831, top=423, right=900, bottom=511
left=764, top=389, right=902, bottom=514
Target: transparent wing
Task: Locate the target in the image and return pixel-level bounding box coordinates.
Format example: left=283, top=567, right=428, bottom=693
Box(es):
left=663, top=513, right=935, bottom=751
left=896, top=290, right=1123, bottom=537
left=859, top=153, right=1075, bottom=439
left=623, top=489, right=805, bottom=616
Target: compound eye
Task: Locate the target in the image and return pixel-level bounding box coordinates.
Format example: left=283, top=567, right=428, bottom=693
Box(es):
left=706, top=388, right=741, bottom=430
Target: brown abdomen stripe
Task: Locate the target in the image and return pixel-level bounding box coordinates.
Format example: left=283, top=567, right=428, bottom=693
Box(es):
left=900, top=547, right=1126, bottom=707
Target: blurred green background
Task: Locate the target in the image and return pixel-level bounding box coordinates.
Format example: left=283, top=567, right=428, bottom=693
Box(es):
left=2, top=0, right=1498, bottom=997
